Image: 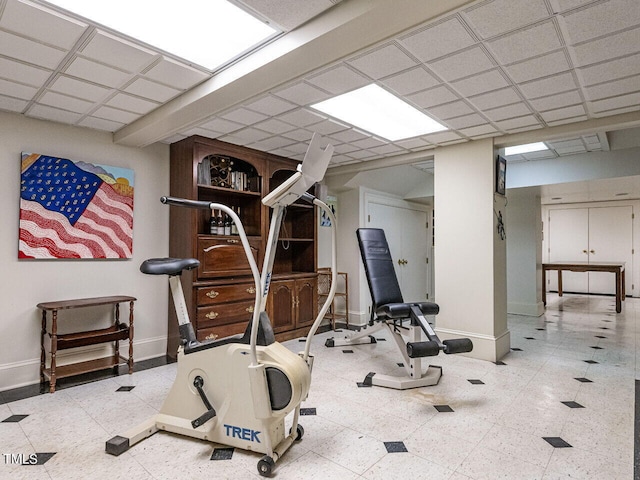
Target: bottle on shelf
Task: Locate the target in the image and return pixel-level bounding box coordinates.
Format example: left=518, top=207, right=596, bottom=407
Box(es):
left=224, top=213, right=231, bottom=236
left=231, top=207, right=239, bottom=235
left=210, top=211, right=217, bottom=235
left=216, top=210, right=224, bottom=235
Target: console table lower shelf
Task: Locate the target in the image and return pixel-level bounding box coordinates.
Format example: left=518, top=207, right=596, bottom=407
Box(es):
left=37, top=295, right=136, bottom=393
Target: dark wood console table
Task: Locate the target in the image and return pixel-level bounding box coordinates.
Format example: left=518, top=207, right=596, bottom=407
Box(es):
left=542, top=262, right=625, bottom=313
left=38, top=295, right=136, bottom=393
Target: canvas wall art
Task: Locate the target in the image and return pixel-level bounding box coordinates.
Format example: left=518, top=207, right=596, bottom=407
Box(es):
left=19, top=153, right=134, bottom=259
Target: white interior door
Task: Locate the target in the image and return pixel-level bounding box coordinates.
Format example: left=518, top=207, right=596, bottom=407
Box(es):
left=587, top=206, right=633, bottom=295
left=548, top=208, right=589, bottom=293
left=368, top=202, right=429, bottom=302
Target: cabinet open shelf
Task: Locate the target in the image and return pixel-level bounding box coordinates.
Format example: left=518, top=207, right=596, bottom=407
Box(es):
left=43, top=356, right=129, bottom=380
left=198, top=184, right=262, bottom=197
left=56, top=324, right=130, bottom=350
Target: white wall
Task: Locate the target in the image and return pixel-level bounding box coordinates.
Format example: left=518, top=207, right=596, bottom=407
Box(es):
left=0, top=112, right=170, bottom=391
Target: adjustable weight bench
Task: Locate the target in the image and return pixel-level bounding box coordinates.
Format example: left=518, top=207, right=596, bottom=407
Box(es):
left=325, top=228, right=473, bottom=390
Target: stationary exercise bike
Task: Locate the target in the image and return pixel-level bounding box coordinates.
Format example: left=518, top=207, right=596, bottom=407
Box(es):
left=106, top=134, right=336, bottom=477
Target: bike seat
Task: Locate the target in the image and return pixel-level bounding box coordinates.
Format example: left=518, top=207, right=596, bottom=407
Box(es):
left=140, top=257, right=200, bottom=276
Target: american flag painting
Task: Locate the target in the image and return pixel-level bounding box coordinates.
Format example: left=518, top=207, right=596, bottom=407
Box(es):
left=19, top=153, right=134, bottom=259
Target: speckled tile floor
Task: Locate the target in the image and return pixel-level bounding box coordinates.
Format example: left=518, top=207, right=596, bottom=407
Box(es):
left=1, top=292, right=637, bottom=479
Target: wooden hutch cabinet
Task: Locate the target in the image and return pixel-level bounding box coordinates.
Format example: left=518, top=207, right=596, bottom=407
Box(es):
left=167, top=136, right=318, bottom=357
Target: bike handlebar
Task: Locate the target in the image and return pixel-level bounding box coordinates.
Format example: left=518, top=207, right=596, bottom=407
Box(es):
left=161, top=196, right=213, bottom=209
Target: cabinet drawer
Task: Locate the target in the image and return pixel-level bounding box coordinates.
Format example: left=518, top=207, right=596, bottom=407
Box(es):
left=197, top=322, right=247, bottom=342
left=197, top=300, right=256, bottom=329
left=196, top=283, right=257, bottom=306
left=197, top=236, right=260, bottom=278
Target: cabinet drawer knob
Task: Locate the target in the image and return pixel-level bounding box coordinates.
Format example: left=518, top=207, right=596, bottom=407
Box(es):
left=205, top=311, right=219, bottom=319
left=246, top=306, right=254, bottom=313
left=226, top=239, right=239, bottom=244
left=206, top=290, right=219, bottom=299
left=205, top=333, right=218, bottom=340
left=246, top=286, right=256, bottom=294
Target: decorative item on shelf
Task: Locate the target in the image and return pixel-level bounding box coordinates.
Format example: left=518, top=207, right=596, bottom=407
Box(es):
left=209, top=155, right=233, bottom=188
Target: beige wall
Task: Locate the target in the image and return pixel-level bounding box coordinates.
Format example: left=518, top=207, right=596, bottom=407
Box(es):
left=0, top=111, right=170, bottom=391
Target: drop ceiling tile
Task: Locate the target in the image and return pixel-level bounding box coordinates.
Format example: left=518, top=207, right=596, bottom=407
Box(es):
left=399, top=17, right=477, bottom=62
left=0, top=0, right=87, bottom=50
left=92, top=106, right=141, bottom=124
left=216, top=134, right=251, bottom=146
left=579, top=53, right=640, bottom=86
left=369, top=144, right=406, bottom=156
left=585, top=76, right=640, bottom=101
left=380, top=67, right=440, bottom=96
left=451, top=69, right=509, bottom=97
left=504, top=50, right=571, bottom=83
left=463, top=0, right=550, bottom=39
left=311, top=119, right=349, bottom=135
left=549, top=0, right=594, bottom=13
left=583, top=134, right=600, bottom=144
left=555, top=144, right=587, bottom=155
left=529, top=90, right=583, bottom=111
left=0, top=57, right=52, bottom=87
left=49, top=75, right=110, bottom=102
left=0, top=94, right=28, bottom=112
left=353, top=137, right=386, bottom=149
left=28, top=104, right=82, bottom=124
left=571, top=28, right=640, bottom=67
left=0, top=30, right=66, bottom=69
left=279, top=108, right=325, bottom=127
left=507, top=123, right=544, bottom=133
left=559, top=0, right=640, bottom=44
left=144, top=58, right=209, bottom=90
left=124, top=78, right=181, bottom=102
left=222, top=107, right=269, bottom=126
left=66, top=57, right=131, bottom=88
left=428, top=100, right=475, bottom=120
left=231, top=127, right=273, bottom=143
left=331, top=154, right=358, bottom=164
left=162, top=134, right=187, bottom=144
left=469, top=87, right=521, bottom=110
left=519, top=72, right=577, bottom=99
left=395, top=137, right=433, bottom=150
left=179, top=126, right=218, bottom=138
left=348, top=43, right=418, bottom=79
left=408, top=86, right=459, bottom=108
left=38, top=91, right=92, bottom=113
left=347, top=149, right=377, bottom=160
left=548, top=138, right=583, bottom=148
left=306, top=65, right=370, bottom=95
left=459, top=124, right=499, bottom=137
left=484, top=102, right=532, bottom=121
left=78, top=116, right=124, bottom=132
left=591, top=92, right=640, bottom=113
left=273, top=82, right=331, bottom=106
left=283, top=142, right=311, bottom=154
left=487, top=21, right=562, bottom=65
left=505, top=153, right=525, bottom=162
left=592, top=105, right=640, bottom=117
left=541, top=104, right=586, bottom=122
left=244, top=95, right=297, bottom=116
left=250, top=137, right=297, bottom=151
left=329, top=129, right=370, bottom=143
left=106, top=93, right=159, bottom=115
left=333, top=143, right=360, bottom=154
left=495, top=115, right=541, bottom=130
left=428, top=46, right=495, bottom=81
left=444, top=113, right=486, bottom=129
left=423, top=131, right=463, bottom=144
left=282, top=129, right=315, bottom=142
left=81, top=31, right=157, bottom=73
left=0, top=78, right=38, bottom=100
left=198, top=117, right=244, bottom=134
left=521, top=149, right=557, bottom=160
left=253, top=118, right=296, bottom=134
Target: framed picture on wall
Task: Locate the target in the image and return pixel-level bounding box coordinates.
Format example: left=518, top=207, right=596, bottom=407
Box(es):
left=495, top=155, right=506, bottom=196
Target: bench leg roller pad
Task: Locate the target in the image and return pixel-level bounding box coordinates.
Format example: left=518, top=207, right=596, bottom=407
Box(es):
left=443, top=338, right=473, bottom=354
left=106, top=436, right=130, bottom=456
left=406, top=340, right=439, bottom=358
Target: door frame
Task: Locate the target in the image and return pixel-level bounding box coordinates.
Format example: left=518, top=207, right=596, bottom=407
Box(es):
left=542, top=200, right=639, bottom=298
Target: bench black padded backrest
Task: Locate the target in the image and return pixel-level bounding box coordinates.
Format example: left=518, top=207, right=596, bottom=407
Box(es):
left=357, top=228, right=404, bottom=312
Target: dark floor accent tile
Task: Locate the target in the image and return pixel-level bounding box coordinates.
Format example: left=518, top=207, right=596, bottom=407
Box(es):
left=562, top=401, right=585, bottom=409
left=524, top=337, right=536, bottom=340
left=543, top=437, right=572, bottom=448
left=116, top=386, right=135, bottom=392
left=575, top=377, right=593, bottom=383
left=536, top=328, right=546, bottom=331
left=356, top=382, right=372, bottom=388
left=334, top=329, right=343, bottom=332
left=27, top=453, right=56, bottom=465
left=602, top=319, right=613, bottom=322
left=495, top=361, right=507, bottom=365
left=434, top=405, right=454, bottom=413
left=545, top=320, right=554, bottom=323
left=2, top=414, right=29, bottom=423
left=211, top=448, right=234, bottom=461
left=511, top=348, right=523, bottom=351
left=376, top=338, right=386, bottom=341
left=300, top=408, right=316, bottom=416
left=590, top=346, right=604, bottom=350
left=595, top=335, right=607, bottom=339
left=298, top=338, right=306, bottom=342
left=384, top=441, right=408, bottom=453
left=599, top=327, right=610, bottom=330
left=468, top=379, right=484, bottom=385
left=397, top=362, right=404, bottom=367
left=584, top=360, right=599, bottom=364
left=342, top=349, right=354, bottom=354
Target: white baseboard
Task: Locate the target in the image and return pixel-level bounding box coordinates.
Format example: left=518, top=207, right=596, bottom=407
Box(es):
left=507, top=301, right=545, bottom=317
left=435, top=327, right=511, bottom=363
left=0, top=336, right=168, bottom=392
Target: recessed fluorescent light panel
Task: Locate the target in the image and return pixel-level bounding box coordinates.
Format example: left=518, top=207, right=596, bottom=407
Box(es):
left=311, top=84, right=447, bottom=141
left=504, top=142, right=548, bottom=156
left=45, top=0, right=278, bottom=70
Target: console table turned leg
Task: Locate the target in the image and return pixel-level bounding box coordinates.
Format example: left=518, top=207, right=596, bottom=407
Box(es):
left=50, top=309, right=58, bottom=393
left=128, top=300, right=134, bottom=374
left=40, top=310, right=46, bottom=385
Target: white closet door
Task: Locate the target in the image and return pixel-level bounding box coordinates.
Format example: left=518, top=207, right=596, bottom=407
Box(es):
left=368, top=202, right=429, bottom=302
left=548, top=208, right=589, bottom=293
left=588, top=206, right=633, bottom=295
